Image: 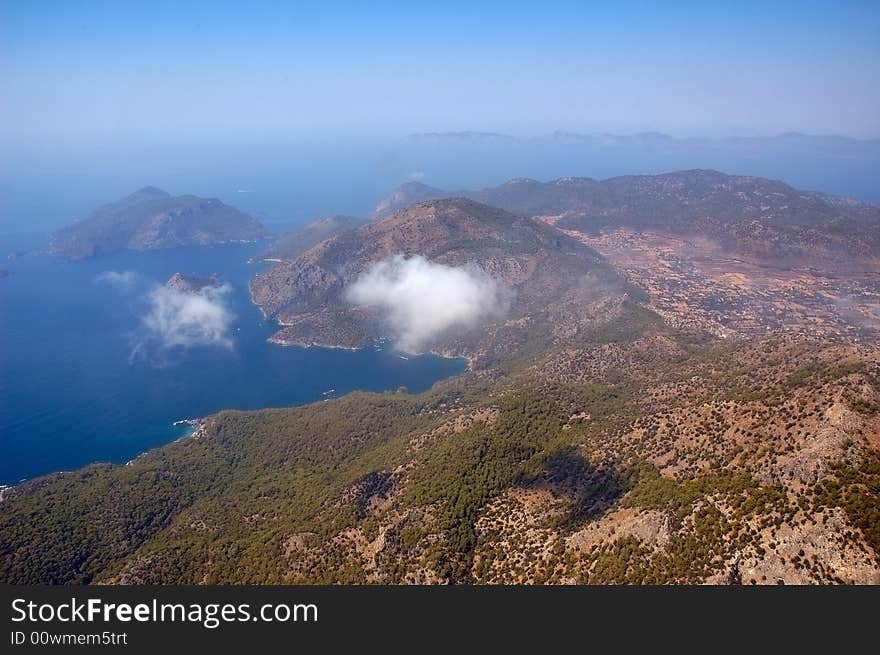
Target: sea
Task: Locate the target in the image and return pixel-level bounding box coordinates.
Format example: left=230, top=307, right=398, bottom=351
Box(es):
left=0, top=237, right=466, bottom=485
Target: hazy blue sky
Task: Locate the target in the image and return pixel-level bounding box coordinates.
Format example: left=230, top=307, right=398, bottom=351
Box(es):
left=2, top=0, right=879, bottom=142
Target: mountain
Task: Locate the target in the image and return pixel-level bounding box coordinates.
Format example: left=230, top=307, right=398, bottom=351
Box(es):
left=49, top=187, right=270, bottom=259
left=465, top=169, right=880, bottom=228
left=407, top=130, right=880, bottom=157
left=376, top=170, right=880, bottom=261
left=263, top=215, right=368, bottom=261
left=398, top=132, right=880, bottom=203
left=548, top=130, right=880, bottom=155
left=250, top=197, right=627, bottom=359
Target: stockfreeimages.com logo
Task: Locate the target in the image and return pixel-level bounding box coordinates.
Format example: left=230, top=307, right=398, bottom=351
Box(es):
left=11, top=597, right=318, bottom=630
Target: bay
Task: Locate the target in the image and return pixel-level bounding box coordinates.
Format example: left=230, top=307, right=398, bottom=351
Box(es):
left=0, top=239, right=465, bottom=484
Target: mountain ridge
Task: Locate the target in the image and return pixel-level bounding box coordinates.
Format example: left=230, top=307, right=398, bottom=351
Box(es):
left=372, top=170, right=880, bottom=268
left=407, top=130, right=880, bottom=150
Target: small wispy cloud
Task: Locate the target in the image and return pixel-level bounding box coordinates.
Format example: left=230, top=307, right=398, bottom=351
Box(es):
left=141, top=283, right=235, bottom=352
left=95, top=270, right=139, bottom=290
left=407, top=171, right=426, bottom=180
left=345, top=254, right=511, bottom=352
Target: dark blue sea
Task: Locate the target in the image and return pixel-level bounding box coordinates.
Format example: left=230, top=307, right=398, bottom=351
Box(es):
left=0, top=238, right=465, bottom=485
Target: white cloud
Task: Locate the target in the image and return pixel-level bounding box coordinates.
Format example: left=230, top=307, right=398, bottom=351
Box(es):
left=141, top=283, right=235, bottom=351
left=408, top=170, right=426, bottom=180
left=345, top=254, right=511, bottom=352
left=95, top=270, right=138, bottom=289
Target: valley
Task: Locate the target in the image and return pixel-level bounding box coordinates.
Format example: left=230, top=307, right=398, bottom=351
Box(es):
left=565, top=227, right=880, bottom=341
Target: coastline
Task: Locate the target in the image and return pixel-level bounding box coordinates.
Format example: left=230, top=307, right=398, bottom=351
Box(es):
left=267, top=332, right=474, bottom=372
left=245, top=257, right=474, bottom=371
left=270, top=334, right=474, bottom=370
left=2, top=244, right=470, bottom=489
left=2, top=418, right=206, bottom=495
left=267, top=335, right=361, bottom=351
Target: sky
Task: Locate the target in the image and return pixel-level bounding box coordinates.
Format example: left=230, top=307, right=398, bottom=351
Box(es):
left=2, top=0, right=879, bottom=143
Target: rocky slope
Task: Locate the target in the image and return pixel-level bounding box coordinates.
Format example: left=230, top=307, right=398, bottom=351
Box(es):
left=251, top=197, right=627, bottom=360
left=50, top=187, right=270, bottom=259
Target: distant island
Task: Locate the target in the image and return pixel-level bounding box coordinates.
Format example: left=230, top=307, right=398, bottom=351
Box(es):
left=406, top=130, right=880, bottom=155
left=49, top=186, right=271, bottom=259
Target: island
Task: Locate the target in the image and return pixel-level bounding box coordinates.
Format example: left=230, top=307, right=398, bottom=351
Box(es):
left=163, top=272, right=222, bottom=293
left=49, top=186, right=271, bottom=259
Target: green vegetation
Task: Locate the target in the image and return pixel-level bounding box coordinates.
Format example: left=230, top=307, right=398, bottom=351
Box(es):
left=577, top=463, right=792, bottom=584
left=405, top=392, right=571, bottom=581
left=623, top=462, right=786, bottom=520
left=1, top=392, right=438, bottom=584
left=810, top=451, right=880, bottom=564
